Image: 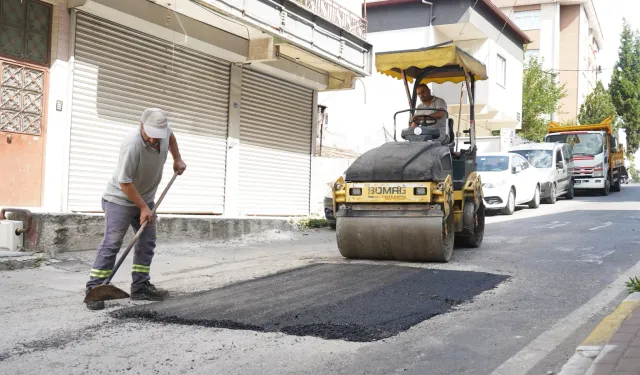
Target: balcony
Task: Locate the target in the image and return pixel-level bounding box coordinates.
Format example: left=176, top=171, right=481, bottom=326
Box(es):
left=193, top=0, right=373, bottom=86
left=292, top=0, right=368, bottom=39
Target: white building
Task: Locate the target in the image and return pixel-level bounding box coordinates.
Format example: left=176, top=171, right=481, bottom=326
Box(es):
left=491, top=0, right=604, bottom=123
left=0, top=0, right=373, bottom=217
left=318, top=0, right=531, bottom=154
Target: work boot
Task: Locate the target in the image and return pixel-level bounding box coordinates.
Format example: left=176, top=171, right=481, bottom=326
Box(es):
left=85, top=288, right=105, bottom=311
left=130, top=281, right=169, bottom=301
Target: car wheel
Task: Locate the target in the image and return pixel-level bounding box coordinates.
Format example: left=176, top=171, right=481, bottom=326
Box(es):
left=601, top=178, right=610, bottom=196
left=501, top=189, right=515, bottom=215
left=564, top=180, right=575, bottom=200
left=528, top=185, right=540, bottom=209
left=544, top=183, right=557, bottom=204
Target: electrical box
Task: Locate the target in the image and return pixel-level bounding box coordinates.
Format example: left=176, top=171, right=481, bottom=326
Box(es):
left=0, top=220, right=23, bottom=251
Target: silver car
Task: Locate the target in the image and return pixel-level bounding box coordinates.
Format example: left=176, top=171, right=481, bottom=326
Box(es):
left=509, top=142, right=575, bottom=203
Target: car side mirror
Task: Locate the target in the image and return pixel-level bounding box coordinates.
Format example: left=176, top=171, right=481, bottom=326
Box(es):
left=513, top=166, right=522, bottom=174
left=556, top=161, right=564, bottom=169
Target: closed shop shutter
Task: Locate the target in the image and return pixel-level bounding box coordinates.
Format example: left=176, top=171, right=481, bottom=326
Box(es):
left=67, top=13, right=230, bottom=213
left=238, top=68, right=313, bottom=216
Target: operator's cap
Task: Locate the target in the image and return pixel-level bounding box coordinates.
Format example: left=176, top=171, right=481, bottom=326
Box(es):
left=140, top=108, right=171, bottom=139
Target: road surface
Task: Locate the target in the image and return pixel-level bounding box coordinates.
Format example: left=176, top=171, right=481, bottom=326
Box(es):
left=1, top=185, right=640, bottom=375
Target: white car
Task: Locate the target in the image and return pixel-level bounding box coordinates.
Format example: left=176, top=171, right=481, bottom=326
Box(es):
left=477, top=152, right=541, bottom=215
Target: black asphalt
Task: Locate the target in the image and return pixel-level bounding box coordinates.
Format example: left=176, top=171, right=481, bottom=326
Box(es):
left=115, top=264, right=507, bottom=342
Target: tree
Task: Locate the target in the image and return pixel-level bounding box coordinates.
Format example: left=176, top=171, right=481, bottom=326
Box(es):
left=578, top=81, right=617, bottom=125
left=610, top=20, right=640, bottom=153
left=520, top=57, right=567, bottom=141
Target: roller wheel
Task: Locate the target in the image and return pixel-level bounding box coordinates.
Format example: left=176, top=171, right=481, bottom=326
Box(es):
left=456, top=201, right=485, bottom=248
left=440, top=209, right=455, bottom=262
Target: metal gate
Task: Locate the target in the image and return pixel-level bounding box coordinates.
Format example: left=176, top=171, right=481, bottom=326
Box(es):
left=67, top=13, right=230, bottom=213
left=238, top=68, right=314, bottom=216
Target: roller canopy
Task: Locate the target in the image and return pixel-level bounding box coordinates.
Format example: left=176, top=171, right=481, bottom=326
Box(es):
left=375, top=45, right=488, bottom=85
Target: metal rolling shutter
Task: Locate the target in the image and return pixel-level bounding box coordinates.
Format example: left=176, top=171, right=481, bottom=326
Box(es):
left=68, top=13, right=229, bottom=213
left=238, top=69, right=313, bottom=216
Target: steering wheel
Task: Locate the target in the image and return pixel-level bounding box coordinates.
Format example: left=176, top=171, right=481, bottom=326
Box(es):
left=411, top=114, right=437, bottom=127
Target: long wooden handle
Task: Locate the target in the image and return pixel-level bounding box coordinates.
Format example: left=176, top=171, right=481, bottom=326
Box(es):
left=103, top=172, right=179, bottom=284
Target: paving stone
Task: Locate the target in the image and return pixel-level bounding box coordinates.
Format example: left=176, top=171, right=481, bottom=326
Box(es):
left=586, top=363, right=616, bottom=375
left=615, top=357, right=640, bottom=372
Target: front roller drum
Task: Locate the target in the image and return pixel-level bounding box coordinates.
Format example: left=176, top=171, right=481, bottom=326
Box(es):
left=336, top=213, right=455, bottom=262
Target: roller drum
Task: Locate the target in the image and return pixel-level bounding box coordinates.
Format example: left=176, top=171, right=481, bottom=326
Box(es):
left=335, top=213, right=454, bottom=262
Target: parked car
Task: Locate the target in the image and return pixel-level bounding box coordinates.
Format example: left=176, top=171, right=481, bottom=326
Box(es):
left=509, top=142, right=574, bottom=203
left=477, top=152, right=541, bottom=215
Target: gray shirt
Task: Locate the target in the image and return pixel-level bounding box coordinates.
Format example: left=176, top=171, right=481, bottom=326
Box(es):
left=103, top=127, right=170, bottom=206
left=416, top=96, right=448, bottom=142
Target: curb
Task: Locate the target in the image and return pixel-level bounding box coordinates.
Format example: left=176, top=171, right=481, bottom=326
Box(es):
left=558, top=292, right=640, bottom=375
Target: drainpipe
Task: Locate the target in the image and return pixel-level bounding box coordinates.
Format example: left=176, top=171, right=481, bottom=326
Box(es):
left=422, top=1, right=434, bottom=26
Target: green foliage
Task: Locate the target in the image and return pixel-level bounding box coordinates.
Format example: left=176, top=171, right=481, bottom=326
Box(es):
left=628, top=153, right=639, bottom=182
left=520, top=57, right=567, bottom=142
left=626, top=276, right=640, bottom=293
left=297, top=217, right=328, bottom=229
left=610, top=20, right=640, bottom=153
left=578, top=81, right=618, bottom=125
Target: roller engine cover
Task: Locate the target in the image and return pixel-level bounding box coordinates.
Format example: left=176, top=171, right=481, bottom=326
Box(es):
left=345, top=142, right=453, bottom=182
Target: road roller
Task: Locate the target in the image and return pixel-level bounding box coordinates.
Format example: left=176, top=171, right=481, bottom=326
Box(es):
left=331, top=45, right=486, bottom=262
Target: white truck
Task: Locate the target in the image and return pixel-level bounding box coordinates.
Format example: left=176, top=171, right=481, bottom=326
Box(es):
left=543, top=118, right=625, bottom=195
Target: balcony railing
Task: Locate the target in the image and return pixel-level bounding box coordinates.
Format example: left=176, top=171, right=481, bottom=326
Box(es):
left=293, top=0, right=368, bottom=39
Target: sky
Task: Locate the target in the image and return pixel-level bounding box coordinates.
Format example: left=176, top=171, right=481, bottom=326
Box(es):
left=592, top=0, right=640, bottom=87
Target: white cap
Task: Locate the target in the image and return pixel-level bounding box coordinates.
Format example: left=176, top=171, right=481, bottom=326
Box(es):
left=140, top=108, right=170, bottom=139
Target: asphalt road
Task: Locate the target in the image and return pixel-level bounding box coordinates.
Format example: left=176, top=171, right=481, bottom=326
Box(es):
left=1, top=185, right=640, bottom=375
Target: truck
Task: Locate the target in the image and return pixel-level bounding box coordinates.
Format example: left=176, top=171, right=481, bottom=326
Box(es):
left=543, top=117, right=625, bottom=195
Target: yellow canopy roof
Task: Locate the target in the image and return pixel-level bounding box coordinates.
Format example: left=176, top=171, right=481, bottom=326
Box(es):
left=375, top=45, right=488, bottom=85
left=548, top=116, right=614, bottom=135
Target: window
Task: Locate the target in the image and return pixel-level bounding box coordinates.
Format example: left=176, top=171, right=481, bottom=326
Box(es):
left=555, top=149, right=563, bottom=166
left=0, top=0, right=52, bottom=66
left=511, top=149, right=553, bottom=168
left=496, top=54, right=506, bottom=88
left=513, top=9, right=541, bottom=30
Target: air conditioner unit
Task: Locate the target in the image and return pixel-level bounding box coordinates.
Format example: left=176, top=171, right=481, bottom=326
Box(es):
left=0, top=220, right=24, bottom=251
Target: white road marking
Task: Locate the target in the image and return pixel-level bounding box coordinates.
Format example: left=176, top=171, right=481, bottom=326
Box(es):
left=589, top=222, right=613, bottom=231
left=580, top=250, right=616, bottom=265
left=536, top=221, right=571, bottom=229
left=490, top=258, right=640, bottom=375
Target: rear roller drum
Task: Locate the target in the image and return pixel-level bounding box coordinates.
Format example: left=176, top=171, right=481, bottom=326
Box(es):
left=336, top=211, right=455, bottom=262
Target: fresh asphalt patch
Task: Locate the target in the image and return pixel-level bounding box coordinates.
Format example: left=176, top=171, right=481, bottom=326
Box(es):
left=114, top=264, right=508, bottom=342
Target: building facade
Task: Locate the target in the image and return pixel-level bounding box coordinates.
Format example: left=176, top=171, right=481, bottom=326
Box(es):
left=317, top=0, right=531, bottom=154
left=0, top=0, right=372, bottom=216
left=491, top=0, right=604, bottom=123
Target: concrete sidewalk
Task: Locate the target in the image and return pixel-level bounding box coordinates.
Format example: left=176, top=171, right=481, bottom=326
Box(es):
left=559, top=293, right=640, bottom=375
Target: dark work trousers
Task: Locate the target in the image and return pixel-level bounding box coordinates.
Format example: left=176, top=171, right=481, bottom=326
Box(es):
left=86, top=199, right=156, bottom=292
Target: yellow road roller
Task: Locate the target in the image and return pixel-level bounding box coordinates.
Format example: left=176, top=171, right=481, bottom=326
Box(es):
left=332, top=45, right=486, bottom=262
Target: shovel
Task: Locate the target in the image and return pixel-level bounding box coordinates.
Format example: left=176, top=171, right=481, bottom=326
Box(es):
left=84, top=172, right=179, bottom=303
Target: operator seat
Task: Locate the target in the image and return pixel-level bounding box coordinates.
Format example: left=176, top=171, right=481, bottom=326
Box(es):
left=447, top=118, right=455, bottom=145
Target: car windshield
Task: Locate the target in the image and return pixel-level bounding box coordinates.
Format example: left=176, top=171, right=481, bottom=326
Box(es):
left=511, top=150, right=553, bottom=168
left=476, top=156, right=509, bottom=172
left=546, top=133, right=603, bottom=156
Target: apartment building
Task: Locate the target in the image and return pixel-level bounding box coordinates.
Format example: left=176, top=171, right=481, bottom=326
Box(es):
left=492, top=0, right=604, bottom=123
left=317, top=0, right=531, bottom=154
left=0, top=0, right=372, bottom=216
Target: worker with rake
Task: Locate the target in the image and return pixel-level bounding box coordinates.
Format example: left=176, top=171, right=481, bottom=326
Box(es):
left=84, top=108, right=187, bottom=310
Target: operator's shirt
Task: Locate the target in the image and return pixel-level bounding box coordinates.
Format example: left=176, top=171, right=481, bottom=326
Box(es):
left=416, top=96, right=448, bottom=142
left=102, top=127, right=171, bottom=207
